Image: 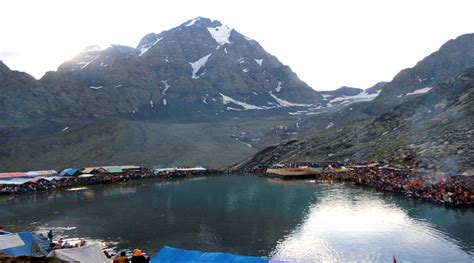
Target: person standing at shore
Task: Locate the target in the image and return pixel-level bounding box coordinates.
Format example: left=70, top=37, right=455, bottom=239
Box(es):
left=47, top=230, right=53, bottom=242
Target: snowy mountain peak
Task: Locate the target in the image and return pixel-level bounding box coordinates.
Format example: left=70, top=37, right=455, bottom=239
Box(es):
left=178, top=17, right=223, bottom=29
left=83, top=45, right=102, bottom=53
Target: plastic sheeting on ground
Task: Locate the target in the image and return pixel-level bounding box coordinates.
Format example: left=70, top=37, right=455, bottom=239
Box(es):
left=150, top=246, right=269, bottom=263
left=0, top=232, right=50, bottom=257
left=48, top=243, right=111, bottom=263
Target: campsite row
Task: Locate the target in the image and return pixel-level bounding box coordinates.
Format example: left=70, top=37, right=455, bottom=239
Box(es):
left=260, top=163, right=474, bottom=206
left=0, top=165, right=213, bottom=195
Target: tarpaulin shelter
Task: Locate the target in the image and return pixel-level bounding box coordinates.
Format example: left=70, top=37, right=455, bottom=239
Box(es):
left=78, top=173, right=96, bottom=178
left=150, top=246, right=269, bottom=263
left=101, top=165, right=141, bottom=173
left=152, top=168, right=177, bottom=174
left=0, top=176, right=66, bottom=186
left=60, top=168, right=80, bottom=176
left=26, top=170, right=58, bottom=177
left=82, top=167, right=98, bottom=174
left=176, top=166, right=207, bottom=172
left=47, top=243, right=111, bottom=263
left=0, top=172, right=27, bottom=179
left=0, top=232, right=50, bottom=257
left=106, top=167, right=123, bottom=173
left=0, top=179, right=30, bottom=185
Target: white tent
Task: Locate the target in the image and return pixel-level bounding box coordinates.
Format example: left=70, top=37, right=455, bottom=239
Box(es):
left=48, top=243, right=111, bottom=263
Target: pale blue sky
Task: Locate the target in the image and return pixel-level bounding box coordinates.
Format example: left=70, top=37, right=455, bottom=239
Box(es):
left=1, top=0, right=473, bottom=90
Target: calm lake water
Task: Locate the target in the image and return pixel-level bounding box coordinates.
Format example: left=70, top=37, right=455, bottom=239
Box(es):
left=1, top=175, right=473, bottom=262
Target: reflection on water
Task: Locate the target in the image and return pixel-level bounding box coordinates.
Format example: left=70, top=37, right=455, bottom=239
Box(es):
left=271, top=186, right=473, bottom=262
left=0, top=176, right=473, bottom=262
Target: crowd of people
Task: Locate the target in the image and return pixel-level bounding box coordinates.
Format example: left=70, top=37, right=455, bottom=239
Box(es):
left=0, top=169, right=214, bottom=195
left=113, top=250, right=151, bottom=263
left=46, top=230, right=151, bottom=262
left=316, top=167, right=474, bottom=206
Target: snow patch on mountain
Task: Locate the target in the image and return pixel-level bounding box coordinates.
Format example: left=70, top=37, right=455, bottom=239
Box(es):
left=406, top=87, right=433, bottom=96
left=329, top=90, right=381, bottom=105
left=163, top=99, right=167, bottom=106
left=184, top=17, right=200, bottom=27
left=89, top=86, right=103, bottom=90
left=138, top=37, right=163, bottom=56
left=79, top=53, right=100, bottom=70
left=275, top=81, right=283, bottom=92
left=83, top=46, right=102, bottom=52
left=207, top=25, right=232, bottom=45
left=150, top=100, right=154, bottom=108
left=220, top=93, right=264, bottom=110
left=227, top=106, right=242, bottom=111
left=243, top=68, right=249, bottom=73
left=254, top=59, right=263, bottom=66
left=190, top=53, right=212, bottom=79
left=161, top=80, right=171, bottom=94
left=236, top=139, right=253, bottom=148
left=325, top=122, right=334, bottom=129
left=269, top=92, right=312, bottom=107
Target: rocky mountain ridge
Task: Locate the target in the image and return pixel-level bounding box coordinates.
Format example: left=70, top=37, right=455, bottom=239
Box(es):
left=233, top=67, right=474, bottom=173
left=41, top=17, right=324, bottom=120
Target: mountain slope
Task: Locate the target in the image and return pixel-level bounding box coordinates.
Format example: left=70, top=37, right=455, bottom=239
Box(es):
left=377, top=33, right=474, bottom=100
left=233, top=67, right=474, bottom=173
left=0, top=116, right=301, bottom=171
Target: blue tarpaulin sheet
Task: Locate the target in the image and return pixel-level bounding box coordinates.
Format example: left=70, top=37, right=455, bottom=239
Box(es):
left=60, top=168, right=79, bottom=176
left=151, top=246, right=269, bottom=263
left=0, top=232, right=51, bottom=257
left=1, top=232, right=35, bottom=256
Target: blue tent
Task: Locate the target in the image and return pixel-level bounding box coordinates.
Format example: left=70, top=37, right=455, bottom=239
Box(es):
left=60, top=168, right=79, bottom=176
left=0, top=232, right=51, bottom=257
left=151, top=246, right=269, bottom=263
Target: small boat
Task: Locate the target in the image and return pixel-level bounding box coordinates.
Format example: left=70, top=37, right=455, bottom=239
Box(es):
left=265, top=167, right=320, bottom=179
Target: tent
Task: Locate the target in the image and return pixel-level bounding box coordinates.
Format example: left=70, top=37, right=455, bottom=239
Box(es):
left=26, top=170, right=58, bottom=177
left=60, top=168, right=80, bottom=176
left=150, top=246, right=269, bottom=263
left=0, top=172, right=28, bottom=179
left=0, top=232, right=50, bottom=257
left=48, top=243, right=111, bottom=263
left=78, top=173, right=96, bottom=178
left=102, top=166, right=123, bottom=174
left=152, top=168, right=177, bottom=174
left=82, top=167, right=97, bottom=174
left=0, top=176, right=66, bottom=186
